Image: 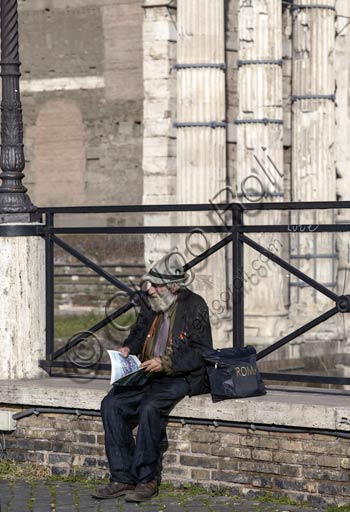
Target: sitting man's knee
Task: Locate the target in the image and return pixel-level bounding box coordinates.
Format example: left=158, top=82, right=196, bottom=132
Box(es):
left=101, top=394, right=113, bottom=416
left=139, top=401, right=159, bottom=418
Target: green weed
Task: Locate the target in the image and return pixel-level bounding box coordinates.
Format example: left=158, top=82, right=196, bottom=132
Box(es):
left=0, top=459, right=50, bottom=481
left=256, top=492, right=308, bottom=507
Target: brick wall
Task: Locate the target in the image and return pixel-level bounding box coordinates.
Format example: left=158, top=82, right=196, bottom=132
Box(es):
left=2, top=406, right=350, bottom=507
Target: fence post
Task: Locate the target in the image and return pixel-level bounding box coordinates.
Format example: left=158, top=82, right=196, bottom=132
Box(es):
left=45, top=213, right=54, bottom=365
left=232, top=204, right=244, bottom=349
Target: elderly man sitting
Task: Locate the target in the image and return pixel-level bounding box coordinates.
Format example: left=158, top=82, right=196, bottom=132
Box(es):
left=92, top=253, right=212, bottom=502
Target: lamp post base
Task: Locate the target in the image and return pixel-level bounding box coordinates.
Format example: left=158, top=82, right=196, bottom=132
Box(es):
left=0, top=212, right=41, bottom=224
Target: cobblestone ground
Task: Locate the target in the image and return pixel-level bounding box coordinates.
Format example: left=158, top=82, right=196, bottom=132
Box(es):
left=0, top=480, right=338, bottom=512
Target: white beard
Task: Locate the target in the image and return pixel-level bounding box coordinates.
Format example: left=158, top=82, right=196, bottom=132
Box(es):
left=148, top=289, right=177, bottom=312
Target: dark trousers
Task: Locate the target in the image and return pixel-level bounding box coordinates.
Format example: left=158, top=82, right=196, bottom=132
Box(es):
left=101, top=375, right=189, bottom=484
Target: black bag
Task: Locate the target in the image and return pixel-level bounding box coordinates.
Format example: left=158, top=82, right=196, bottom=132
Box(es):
left=203, top=346, right=266, bottom=402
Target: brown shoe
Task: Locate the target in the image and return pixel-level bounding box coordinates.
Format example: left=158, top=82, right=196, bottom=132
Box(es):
left=125, top=479, right=158, bottom=502
left=91, top=481, right=135, bottom=500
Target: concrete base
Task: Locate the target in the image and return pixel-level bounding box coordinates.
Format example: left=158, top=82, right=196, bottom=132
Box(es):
left=0, top=229, right=46, bottom=379
left=1, top=377, right=349, bottom=432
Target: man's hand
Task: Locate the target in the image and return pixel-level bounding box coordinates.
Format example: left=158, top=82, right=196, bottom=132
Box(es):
left=118, top=347, right=130, bottom=358
left=140, top=357, right=163, bottom=373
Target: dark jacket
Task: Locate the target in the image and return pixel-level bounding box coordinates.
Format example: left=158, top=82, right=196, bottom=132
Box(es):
left=123, top=288, right=213, bottom=396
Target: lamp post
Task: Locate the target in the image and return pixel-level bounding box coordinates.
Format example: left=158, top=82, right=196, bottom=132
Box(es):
left=0, top=0, right=36, bottom=217
left=0, top=0, right=45, bottom=380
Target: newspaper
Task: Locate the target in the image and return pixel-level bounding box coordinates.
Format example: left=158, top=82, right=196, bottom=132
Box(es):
left=107, top=350, right=149, bottom=386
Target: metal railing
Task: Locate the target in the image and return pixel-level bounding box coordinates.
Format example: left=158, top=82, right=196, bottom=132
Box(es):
left=37, top=200, right=350, bottom=386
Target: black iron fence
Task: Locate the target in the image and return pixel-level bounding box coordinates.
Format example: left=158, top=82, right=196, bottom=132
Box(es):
left=37, top=200, right=350, bottom=386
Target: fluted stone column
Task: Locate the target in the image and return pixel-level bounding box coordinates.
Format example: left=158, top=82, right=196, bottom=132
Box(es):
left=237, top=0, right=287, bottom=344
left=176, top=0, right=228, bottom=346
left=142, top=1, right=177, bottom=267
left=291, top=1, right=336, bottom=317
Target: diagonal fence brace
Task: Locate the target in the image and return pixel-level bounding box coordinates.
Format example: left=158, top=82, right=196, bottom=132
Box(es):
left=257, top=306, right=338, bottom=360
left=240, top=234, right=339, bottom=303
left=51, top=234, right=134, bottom=296
left=51, top=302, right=135, bottom=361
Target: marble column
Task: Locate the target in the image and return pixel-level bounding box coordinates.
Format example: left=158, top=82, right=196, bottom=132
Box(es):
left=237, top=0, right=287, bottom=345
left=291, top=0, right=336, bottom=317
left=176, top=0, right=229, bottom=346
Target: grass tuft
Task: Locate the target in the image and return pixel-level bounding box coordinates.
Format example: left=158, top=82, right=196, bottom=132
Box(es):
left=0, top=459, right=50, bottom=481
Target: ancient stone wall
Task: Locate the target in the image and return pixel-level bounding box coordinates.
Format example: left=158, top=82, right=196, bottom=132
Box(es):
left=18, top=0, right=143, bottom=210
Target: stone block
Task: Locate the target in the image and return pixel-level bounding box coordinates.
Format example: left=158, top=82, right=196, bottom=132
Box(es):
left=277, top=439, right=303, bottom=452
left=180, top=455, right=218, bottom=469
left=162, top=454, right=178, bottom=465
left=17, top=438, right=52, bottom=452
left=9, top=451, right=26, bottom=462
left=212, top=432, right=241, bottom=446
left=77, top=433, right=96, bottom=445
left=144, top=118, right=173, bottom=137
left=342, top=484, right=350, bottom=496
left=317, top=455, right=340, bottom=468
left=191, top=442, right=211, bottom=455
left=279, top=464, right=302, bottom=477
left=340, top=458, right=350, bottom=469
left=51, top=442, right=74, bottom=454
left=212, top=471, right=251, bottom=484
left=97, top=459, right=109, bottom=468
left=217, top=458, right=239, bottom=471
left=76, top=420, right=103, bottom=433
left=187, top=430, right=220, bottom=444
left=251, top=449, right=272, bottom=461
left=82, top=457, right=97, bottom=467
left=251, top=477, right=273, bottom=488
left=143, top=156, right=173, bottom=175
left=275, top=479, right=306, bottom=492
left=240, top=435, right=279, bottom=450
left=238, top=461, right=280, bottom=475
left=212, top=446, right=251, bottom=459
left=174, top=442, right=191, bottom=453
left=303, top=467, right=349, bottom=482
left=318, top=482, right=342, bottom=495
left=143, top=137, right=173, bottom=158
left=51, top=466, right=69, bottom=477
left=162, top=466, right=191, bottom=479
left=26, top=451, right=46, bottom=463
left=301, top=439, right=341, bottom=454
left=48, top=453, right=73, bottom=465
left=191, top=469, right=211, bottom=480
left=144, top=60, right=172, bottom=80
left=75, top=445, right=105, bottom=457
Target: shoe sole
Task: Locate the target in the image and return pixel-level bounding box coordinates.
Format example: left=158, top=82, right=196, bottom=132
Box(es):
left=91, top=490, right=131, bottom=500
left=125, top=492, right=158, bottom=503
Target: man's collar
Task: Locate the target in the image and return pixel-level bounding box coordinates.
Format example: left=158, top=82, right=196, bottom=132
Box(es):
left=177, top=287, right=190, bottom=301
